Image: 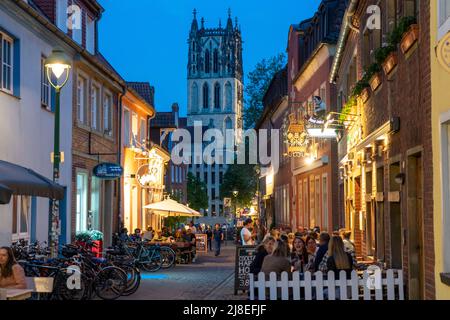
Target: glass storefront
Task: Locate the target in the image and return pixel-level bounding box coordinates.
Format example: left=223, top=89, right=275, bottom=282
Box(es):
left=76, top=172, right=88, bottom=232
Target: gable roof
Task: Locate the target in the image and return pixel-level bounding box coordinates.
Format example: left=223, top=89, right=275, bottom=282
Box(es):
left=126, top=82, right=155, bottom=106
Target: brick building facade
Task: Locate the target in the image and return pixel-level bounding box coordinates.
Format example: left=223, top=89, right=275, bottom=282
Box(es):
left=330, top=0, right=434, bottom=299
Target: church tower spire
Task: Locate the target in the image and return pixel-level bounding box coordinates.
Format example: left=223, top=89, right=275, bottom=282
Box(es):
left=190, top=9, right=198, bottom=33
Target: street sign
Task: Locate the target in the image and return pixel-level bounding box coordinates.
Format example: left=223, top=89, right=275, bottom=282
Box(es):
left=223, top=198, right=231, bottom=207
left=93, top=163, right=123, bottom=179
left=234, top=245, right=257, bottom=295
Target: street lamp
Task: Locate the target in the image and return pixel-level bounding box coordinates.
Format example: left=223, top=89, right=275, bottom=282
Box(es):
left=232, top=189, right=239, bottom=221
left=45, top=49, right=71, bottom=257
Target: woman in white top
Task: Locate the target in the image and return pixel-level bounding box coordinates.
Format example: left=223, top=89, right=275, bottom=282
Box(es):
left=241, top=219, right=255, bottom=245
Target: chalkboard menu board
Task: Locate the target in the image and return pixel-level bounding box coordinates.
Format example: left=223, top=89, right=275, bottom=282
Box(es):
left=195, top=234, right=208, bottom=253
left=234, top=245, right=257, bottom=294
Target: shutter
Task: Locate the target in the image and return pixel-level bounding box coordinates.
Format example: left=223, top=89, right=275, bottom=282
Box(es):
left=13, top=38, right=20, bottom=97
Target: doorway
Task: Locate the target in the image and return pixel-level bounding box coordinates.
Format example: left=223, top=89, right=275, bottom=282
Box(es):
left=102, top=180, right=113, bottom=248
left=389, top=162, right=402, bottom=269
left=376, top=166, right=385, bottom=261
left=407, top=152, right=424, bottom=300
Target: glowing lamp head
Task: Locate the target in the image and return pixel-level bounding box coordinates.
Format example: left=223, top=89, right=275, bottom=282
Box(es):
left=44, top=49, right=71, bottom=81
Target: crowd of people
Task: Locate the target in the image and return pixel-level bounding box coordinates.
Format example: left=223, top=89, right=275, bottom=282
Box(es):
left=244, top=220, right=358, bottom=278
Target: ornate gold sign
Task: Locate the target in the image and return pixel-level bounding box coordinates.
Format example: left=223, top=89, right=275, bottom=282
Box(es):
left=437, top=32, right=450, bottom=73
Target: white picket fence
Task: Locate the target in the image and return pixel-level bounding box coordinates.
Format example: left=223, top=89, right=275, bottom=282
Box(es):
left=249, top=269, right=404, bottom=300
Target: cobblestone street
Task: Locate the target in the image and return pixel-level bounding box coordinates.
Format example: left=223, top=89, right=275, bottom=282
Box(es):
left=121, top=243, right=248, bottom=300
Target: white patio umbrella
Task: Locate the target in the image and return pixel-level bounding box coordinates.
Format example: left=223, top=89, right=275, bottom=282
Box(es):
left=143, top=198, right=201, bottom=217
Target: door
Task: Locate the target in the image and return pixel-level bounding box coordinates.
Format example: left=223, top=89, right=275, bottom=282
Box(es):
left=102, top=180, right=114, bottom=248
left=407, top=153, right=424, bottom=300
left=389, top=162, right=402, bottom=269
left=132, top=185, right=138, bottom=231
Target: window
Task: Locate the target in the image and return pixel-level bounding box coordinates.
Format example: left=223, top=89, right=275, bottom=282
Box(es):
left=12, top=196, right=31, bottom=239
left=72, top=7, right=82, bottom=44
left=204, top=172, right=208, bottom=183
left=225, top=82, right=232, bottom=110
left=191, top=82, right=199, bottom=112
left=171, top=165, right=175, bottom=183
left=203, top=83, right=209, bottom=109
left=140, top=118, right=146, bottom=145
left=123, top=108, right=131, bottom=146
left=90, top=177, right=101, bottom=231
left=214, top=83, right=221, bottom=108
left=76, top=172, right=88, bottom=232
left=441, top=115, right=450, bottom=273
left=91, top=84, right=100, bottom=130
left=1, top=35, right=13, bottom=92
left=86, top=14, right=95, bottom=54
left=56, top=0, right=68, bottom=33
left=213, top=49, right=219, bottom=73
left=77, top=75, right=87, bottom=124
left=205, top=49, right=210, bottom=73
left=439, top=0, right=450, bottom=39
left=219, top=171, right=223, bottom=184
left=212, top=172, right=216, bottom=184
left=41, top=57, right=51, bottom=110
left=103, top=93, right=112, bottom=135
left=131, top=112, right=138, bottom=144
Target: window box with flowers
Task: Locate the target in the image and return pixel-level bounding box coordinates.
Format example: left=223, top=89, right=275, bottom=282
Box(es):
left=382, top=52, right=398, bottom=76
left=400, top=24, right=420, bottom=54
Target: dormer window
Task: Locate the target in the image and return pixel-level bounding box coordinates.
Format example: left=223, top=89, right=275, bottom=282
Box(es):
left=86, top=15, right=95, bottom=54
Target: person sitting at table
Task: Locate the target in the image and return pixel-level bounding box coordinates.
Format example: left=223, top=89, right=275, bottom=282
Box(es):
left=249, top=235, right=275, bottom=275
left=291, top=237, right=309, bottom=273
left=130, top=228, right=142, bottom=242
left=304, top=236, right=318, bottom=272
left=0, top=247, right=26, bottom=289
left=161, top=227, right=172, bottom=238
left=118, top=228, right=131, bottom=242
left=324, top=235, right=355, bottom=278
left=143, top=227, right=154, bottom=241
left=174, top=229, right=183, bottom=241
left=261, top=240, right=291, bottom=277
left=185, top=228, right=197, bottom=262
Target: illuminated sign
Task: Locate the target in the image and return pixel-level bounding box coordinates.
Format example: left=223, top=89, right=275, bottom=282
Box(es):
left=306, top=128, right=337, bottom=138
left=93, top=163, right=123, bottom=179
left=437, top=32, right=450, bottom=73
left=136, top=164, right=159, bottom=188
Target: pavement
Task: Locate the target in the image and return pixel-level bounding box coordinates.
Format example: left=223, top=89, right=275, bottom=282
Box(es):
left=121, top=242, right=248, bottom=300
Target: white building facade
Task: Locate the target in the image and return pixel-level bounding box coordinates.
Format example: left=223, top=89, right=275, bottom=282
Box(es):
left=0, top=0, right=74, bottom=246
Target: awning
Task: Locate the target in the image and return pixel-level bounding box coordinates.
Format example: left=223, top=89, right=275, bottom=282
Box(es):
left=143, top=198, right=201, bottom=217
left=0, top=183, right=12, bottom=205
left=0, top=160, right=65, bottom=202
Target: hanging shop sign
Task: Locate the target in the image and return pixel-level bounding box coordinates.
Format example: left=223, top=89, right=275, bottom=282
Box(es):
left=437, top=32, right=450, bottom=73
left=283, top=113, right=309, bottom=157
left=136, top=164, right=159, bottom=188
left=93, top=163, right=123, bottom=179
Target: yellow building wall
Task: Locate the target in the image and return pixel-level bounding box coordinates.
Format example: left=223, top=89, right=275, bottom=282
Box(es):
left=431, top=1, right=450, bottom=300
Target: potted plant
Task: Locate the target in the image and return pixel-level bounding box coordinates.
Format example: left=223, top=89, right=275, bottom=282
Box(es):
left=382, top=52, right=398, bottom=75
left=366, top=63, right=382, bottom=91
left=89, top=230, right=104, bottom=258
left=400, top=23, right=419, bottom=54
left=75, top=231, right=91, bottom=247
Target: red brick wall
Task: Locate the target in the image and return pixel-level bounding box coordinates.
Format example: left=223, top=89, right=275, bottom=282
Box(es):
left=336, top=0, right=434, bottom=299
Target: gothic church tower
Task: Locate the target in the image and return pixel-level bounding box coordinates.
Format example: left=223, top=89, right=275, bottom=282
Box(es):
left=187, top=9, right=244, bottom=219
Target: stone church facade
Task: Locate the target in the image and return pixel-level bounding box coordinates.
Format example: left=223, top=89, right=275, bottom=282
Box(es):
left=187, top=9, right=243, bottom=219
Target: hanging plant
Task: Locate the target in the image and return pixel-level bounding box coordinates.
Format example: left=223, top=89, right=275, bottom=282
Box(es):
left=388, top=16, right=417, bottom=46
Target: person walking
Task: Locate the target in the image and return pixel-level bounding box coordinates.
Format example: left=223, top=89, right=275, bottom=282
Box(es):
left=213, top=223, right=224, bottom=256
left=206, top=225, right=213, bottom=252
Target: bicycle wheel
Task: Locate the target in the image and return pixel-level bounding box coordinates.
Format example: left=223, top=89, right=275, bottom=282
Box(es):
left=139, top=247, right=162, bottom=272
left=53, top=270, right=90, bottom=300
left=120, top=265, right=141, bottom=296
left=160, top=247, right=176, bottom=269
left=94, top=266, right=127, bottom=300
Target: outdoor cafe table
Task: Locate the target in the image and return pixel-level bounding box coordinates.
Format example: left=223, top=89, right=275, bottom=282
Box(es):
left=3, top=289, right=32, bottom=300
left=146, top=241, right=193, bottom=263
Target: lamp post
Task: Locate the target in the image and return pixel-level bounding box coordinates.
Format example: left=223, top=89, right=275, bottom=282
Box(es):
left=45, top=49, right=71, bottom=257
left=232, top=189, right=239, bottom=222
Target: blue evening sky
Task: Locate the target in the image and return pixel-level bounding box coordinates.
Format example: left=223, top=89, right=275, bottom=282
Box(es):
left=98, top=0, right=321, bottom=116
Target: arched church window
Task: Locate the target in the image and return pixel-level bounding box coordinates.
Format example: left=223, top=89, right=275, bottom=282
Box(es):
left=225, top=82, right=232, bottom=110
left=192, top=82, right=199, bottom=111
left=213, top=49, right=219, bottom=73
left=205, top=49, right=210, bottom=73
left=203, top=83, right=209, bottom=109
left=214, top=83, right=221, bottom=109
